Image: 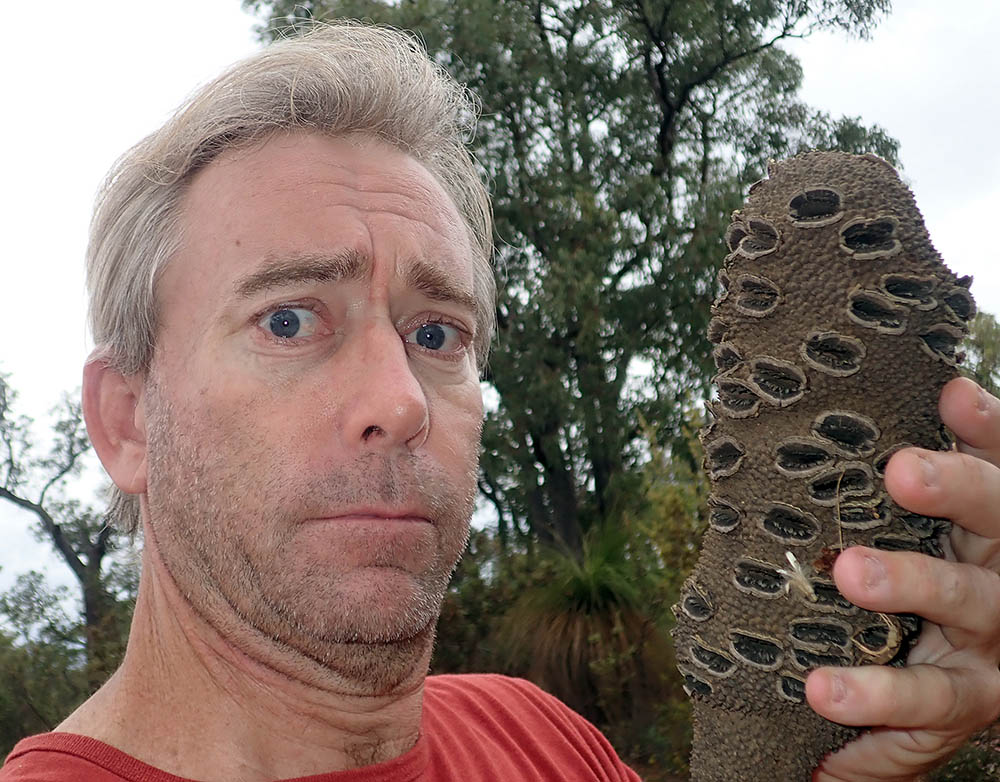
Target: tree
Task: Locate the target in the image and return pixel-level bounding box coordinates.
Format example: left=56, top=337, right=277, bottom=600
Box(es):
left=246, top=0, right=898, bottom=556
left=0, top=374, right=134, bottom=693
left=0, top=572, right=88, bottom=754
left=961, top=311, right=1000, bottom=398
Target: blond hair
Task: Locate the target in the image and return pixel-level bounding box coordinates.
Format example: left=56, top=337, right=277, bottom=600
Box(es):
left=86, top=22, right=495, bottom=533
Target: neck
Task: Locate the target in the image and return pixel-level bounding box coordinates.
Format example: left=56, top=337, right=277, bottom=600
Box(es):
left=59, top=543, right=431, bottom=781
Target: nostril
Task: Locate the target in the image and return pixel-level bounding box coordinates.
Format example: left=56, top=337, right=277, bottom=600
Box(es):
left=362, top=425, right=384, bottom=440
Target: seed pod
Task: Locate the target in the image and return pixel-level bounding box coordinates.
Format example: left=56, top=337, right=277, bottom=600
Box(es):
left=672, top=152, right=971, bottom=781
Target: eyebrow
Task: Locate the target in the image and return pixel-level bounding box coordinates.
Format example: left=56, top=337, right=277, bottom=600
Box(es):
left=404, top=259, right=478, bottom=313
left=233, top=250, right=370, bottom=298
left=233, top=249, right=478, bottom=314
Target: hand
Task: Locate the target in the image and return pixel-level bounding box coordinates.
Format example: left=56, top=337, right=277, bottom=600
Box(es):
left=805, top=376, right=1000, bottom=781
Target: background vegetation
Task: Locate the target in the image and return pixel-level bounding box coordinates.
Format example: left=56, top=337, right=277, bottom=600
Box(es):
left=2, top=1, right=999, bottom=778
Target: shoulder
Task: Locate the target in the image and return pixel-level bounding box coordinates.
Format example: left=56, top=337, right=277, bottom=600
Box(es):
left=1, top=733, right=163, bottom=782
left=425, top=672, right=585, bottom=720
left=422, top=674, right=641, bottom=781
left=425, top=671, right=555, bottom=701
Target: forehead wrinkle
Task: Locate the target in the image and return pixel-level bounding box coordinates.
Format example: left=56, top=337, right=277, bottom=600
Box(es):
left=233, top=250, right=371, bottom=298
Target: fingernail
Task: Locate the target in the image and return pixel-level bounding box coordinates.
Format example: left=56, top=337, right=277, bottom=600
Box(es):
left=863, top=553, right=886, bottom=591
left=918, top=454, right=937, bottom=487
left=831, top=673, right=848, bottom=704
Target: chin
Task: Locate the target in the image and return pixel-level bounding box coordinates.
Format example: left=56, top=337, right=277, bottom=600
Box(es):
left=274, top=598, right=440, bottom=694
left=253, top=566, right=448, bottom=647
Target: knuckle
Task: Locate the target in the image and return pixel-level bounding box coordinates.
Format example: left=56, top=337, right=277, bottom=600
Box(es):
left=985, top=569, right=1000, bottom=625
left=983, top=673, right=1000, bottom=724
left=902, top=551, right=946, bottom=607
left=881, top=666, right=910, bottom=718
left=937, top=560, right=967, bottom=610
left=960, top=666, right=1000, bottom=728
left=953, top=451, right=990, bottom=503
left=971, top=453, right=1000, bottom=505
left=902, top=725, right=952, bottom=756
left=955, top=449, right=984, bottom=474
left=941, top=670, right=967, bottom=726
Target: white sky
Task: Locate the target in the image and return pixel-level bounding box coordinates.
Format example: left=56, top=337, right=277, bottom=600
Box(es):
left=1, top=0, right=999, bottom=598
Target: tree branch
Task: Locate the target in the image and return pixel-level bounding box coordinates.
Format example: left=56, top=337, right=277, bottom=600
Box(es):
left=477, top=474, right=509, bottom=533
left=0, top=487, right=86, bottom=582
left=18, top=684, right=54, bottom=732
left=36, top=447, right=86, bottom=508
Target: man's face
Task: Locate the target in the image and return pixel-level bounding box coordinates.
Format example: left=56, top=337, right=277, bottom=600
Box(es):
left=142, top=132, right=483, bottom=686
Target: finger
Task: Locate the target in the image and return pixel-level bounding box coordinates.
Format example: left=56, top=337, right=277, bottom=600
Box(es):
left=949, top=524, right=1000, bottom=573
left=812, top=726, right=959, bottom=782
left=953, top=437, right=994, bottom=465
left=939, top=376, right=1000, bottom=454
left=806, top=662, right=1000, bottom=730
left=884, top=447, right=1000, bottom=539
left=832, top=547, right=1000, bottom=639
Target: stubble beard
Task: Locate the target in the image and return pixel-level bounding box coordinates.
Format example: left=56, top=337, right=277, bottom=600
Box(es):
left=142, top=385, right=478, bottom=693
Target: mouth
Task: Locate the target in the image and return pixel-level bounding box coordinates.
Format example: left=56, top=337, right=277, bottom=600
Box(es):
left=307, top=508, right=432, bottom=524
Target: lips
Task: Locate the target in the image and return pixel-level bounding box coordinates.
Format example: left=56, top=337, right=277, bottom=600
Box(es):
left=307, top=507, right=432, bottom=524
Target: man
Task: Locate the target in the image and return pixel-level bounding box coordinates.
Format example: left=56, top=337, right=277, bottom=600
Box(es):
left=2, top=22, right=998, bottom=782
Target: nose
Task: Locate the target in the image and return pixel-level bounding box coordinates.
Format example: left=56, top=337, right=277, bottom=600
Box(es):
left=339, top=317, right=429, bottom=452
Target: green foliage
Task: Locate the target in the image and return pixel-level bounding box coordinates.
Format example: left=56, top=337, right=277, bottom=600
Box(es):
left=0, top=561, right=135, bottom=754
left=0, top=373, right=138, bottom=752
left=961, top=311, right=1000, bottom=398
left=246, top=0, right=899, bottom=557
left=0, top=0, right=917, bottom=768
left=0, top=572, right=79, bottom=648
left=432, top=528, right=532, bottom=674
left=0, top=572, right=89, bottom=756
left=629, top=413, right=709, bottom=604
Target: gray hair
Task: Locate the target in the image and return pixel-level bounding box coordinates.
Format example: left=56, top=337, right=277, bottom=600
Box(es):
left=86, top=22, right=495, bottom=533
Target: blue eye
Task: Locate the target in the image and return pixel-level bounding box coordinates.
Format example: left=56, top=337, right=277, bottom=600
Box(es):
left=404, top=322, right=462, bottom=351
left=259, top=307, right=319, bottom=339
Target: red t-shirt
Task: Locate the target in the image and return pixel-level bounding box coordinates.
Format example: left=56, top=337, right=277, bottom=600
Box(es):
left=1, top=674, right=641, bottom=781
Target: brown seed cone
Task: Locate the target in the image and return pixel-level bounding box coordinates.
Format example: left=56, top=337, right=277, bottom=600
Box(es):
left=672, top=151, right=974, bottom=781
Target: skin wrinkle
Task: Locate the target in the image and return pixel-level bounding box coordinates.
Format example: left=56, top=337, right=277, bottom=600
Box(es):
left=230, top=250, right=478, bottom=328
left=138, top=495, right=334, bottom=695
left=148, top=509, right=427, bottom=725
left=212, top=625, right=424, bottom=775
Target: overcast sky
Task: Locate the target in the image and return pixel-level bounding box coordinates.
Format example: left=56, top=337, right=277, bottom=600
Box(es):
left=2, top=0, right=998, bottom=597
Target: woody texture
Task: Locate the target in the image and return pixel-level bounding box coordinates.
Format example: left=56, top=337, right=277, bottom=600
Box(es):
left=672, top=151, right=975, bottom=780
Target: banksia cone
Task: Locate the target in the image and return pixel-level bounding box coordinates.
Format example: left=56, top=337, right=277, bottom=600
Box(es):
left=672, top=151, right=974, bottom=781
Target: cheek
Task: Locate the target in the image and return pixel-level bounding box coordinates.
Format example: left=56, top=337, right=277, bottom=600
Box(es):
left=430, top=381, right=484, bottom=465
left=195, top=357, right=320, bottom=435
left=158, top=376, right=311, bottom=501
left=174, top=339, right=483, bottom=472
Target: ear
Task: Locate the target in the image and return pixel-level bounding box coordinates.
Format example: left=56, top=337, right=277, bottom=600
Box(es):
left=82, top=356, right=148, bottom=495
